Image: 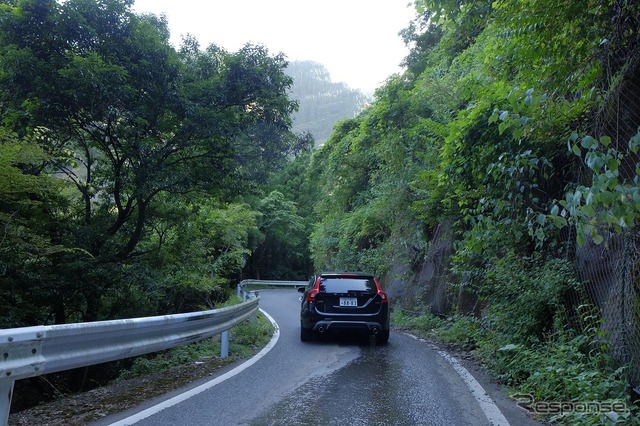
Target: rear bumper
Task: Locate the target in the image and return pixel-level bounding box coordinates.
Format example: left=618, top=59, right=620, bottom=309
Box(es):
left=311, top=320, right=386, bottom=335
left=300, top=303, right=389, bottom=334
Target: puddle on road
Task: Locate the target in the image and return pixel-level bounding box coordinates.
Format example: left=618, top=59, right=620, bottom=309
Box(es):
left=248, top=335, right=473, bottom=426
left=248, top=340, right=406, bottom=426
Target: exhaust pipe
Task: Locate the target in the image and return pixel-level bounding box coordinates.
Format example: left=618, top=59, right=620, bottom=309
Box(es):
left=318, top=326, right=326, bottom=333
left=372, top=327, right=379, bottom=335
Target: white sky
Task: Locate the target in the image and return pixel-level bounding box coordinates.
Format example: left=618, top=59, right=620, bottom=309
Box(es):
left=131, top=0, right=416, bottom=94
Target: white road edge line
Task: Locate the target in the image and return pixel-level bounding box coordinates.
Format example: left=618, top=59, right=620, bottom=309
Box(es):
left=405, top=333, right=510, bottom=426
left=437, top=350, right=510, bottom=426
left=108, top=308, right=280, bottom=426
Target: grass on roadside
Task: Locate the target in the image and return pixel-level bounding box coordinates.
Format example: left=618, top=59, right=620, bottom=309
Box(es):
left=117, top=303, right=274, bottom=381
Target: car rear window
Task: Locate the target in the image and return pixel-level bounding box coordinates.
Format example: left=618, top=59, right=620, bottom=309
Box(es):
left=319, top=278, right=376, bottom=294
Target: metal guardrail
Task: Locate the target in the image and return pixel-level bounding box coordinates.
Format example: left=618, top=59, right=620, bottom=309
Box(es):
left=237, top=279, right=307, bottom=300
left=0, top=298, right=258, bottom=425
left=1, top=279, right=303, bottom=424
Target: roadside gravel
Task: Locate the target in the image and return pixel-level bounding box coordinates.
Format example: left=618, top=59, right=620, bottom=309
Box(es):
left=9, top=357, right=236, bottom=426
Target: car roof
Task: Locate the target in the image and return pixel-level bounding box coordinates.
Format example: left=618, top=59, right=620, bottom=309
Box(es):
left=317, top=272, right=375, bottom=279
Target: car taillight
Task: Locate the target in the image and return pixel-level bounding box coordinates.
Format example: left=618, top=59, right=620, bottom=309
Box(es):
left=306, top=289, right=319, bottom=302
left=373, top=278, right=388, bottom=303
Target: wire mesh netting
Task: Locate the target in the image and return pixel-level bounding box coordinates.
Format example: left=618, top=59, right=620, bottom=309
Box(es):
left=572, top=231, right=640, bottom=389
left=570, top=56, right=640, bottom=389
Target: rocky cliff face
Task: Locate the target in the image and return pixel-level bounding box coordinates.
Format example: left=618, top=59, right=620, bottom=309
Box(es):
left=384, top=221, right=455, bottom=316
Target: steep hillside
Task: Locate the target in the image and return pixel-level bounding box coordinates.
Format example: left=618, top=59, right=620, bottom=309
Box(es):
left=286, top=61, right=370, bottom=146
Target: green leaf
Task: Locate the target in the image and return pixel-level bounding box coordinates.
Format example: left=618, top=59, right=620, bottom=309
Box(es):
left=551, top=215, right=567, bottom=228
left=629, top=131, right=640, bottom=153
left=582, top=204, right=595, bottom=217
left=571, top=144, right=582, bottom=156
left=512, top=127, right=524, bottom=140
left=572, top=190, right=582, bottom=204
left=585, top=191, right=593, bottom=205
left=581, top=135, right=597, bottom=149
left=499, top=343, right=519, bottom=351
left=592, top=233, right=604, bottom=244
left=586, top=153, right=604, bottom=172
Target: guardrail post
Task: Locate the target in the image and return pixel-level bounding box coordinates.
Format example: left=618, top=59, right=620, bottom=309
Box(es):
left=220, top=331, right=229, bottom=359
left=250, top=291, right=259, bottom=323
left=236, top=284, right=241, bottom=299
left=1, top=379, right=14, bottom=426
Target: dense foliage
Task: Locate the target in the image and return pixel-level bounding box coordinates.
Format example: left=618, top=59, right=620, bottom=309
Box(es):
left=305, top=0, right=640, bottom=313
left=0, top=0, right=298, bottom=327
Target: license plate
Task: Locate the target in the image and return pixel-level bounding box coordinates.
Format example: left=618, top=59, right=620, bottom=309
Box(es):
left=339, top=297, right=358, bottom=307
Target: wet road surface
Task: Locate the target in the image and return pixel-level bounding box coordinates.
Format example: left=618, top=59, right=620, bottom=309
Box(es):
left=98, top=289, right=541, bottom=426
left=248, top=336, right=482, bottom=426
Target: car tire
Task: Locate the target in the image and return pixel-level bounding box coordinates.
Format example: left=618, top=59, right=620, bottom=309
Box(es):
left=300, top=324, right=313, bottom=342
left=375, top=330, right=389, bottom=345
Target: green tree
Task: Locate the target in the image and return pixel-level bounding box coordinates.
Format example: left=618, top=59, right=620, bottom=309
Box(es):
left=247, top=190, right=306, bottom=279
left=0, top=129, right=71, bottom=327
left=134, top=198, right=260, bottom=314
left=0, top=0, right=297, bottom=324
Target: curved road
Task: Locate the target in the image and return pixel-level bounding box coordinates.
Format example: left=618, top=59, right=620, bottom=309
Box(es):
left=95, top=289, right=541, bottom=426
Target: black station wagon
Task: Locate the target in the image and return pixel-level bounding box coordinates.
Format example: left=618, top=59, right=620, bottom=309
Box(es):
left=297, top=272, right=390, bottom=344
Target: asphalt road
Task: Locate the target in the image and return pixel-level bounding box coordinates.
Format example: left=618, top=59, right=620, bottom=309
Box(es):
left=96, top=289, right=542, bottom=426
